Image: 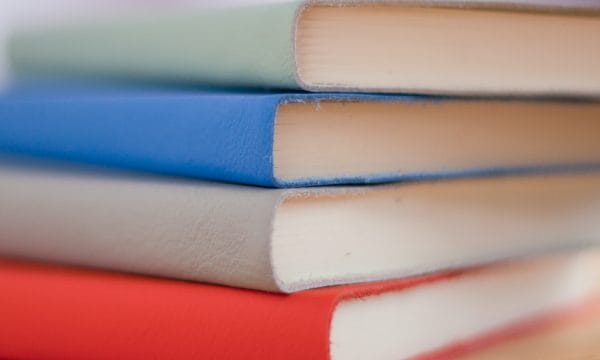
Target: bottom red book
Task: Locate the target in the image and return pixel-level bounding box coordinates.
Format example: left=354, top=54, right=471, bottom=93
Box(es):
left=0, top=252, right=598, bottom=360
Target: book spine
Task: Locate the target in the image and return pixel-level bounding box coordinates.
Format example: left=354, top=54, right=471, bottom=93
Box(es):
left=9, top=2, right=301, bottom=89
left=0, top=259, right=333, bottom=360
left=0, top=92, right=283, bottom=186
left=0, top=163, right=285, bottom=291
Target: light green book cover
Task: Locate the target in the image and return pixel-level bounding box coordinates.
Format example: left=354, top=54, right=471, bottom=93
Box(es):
left=10, top=2, right=302, bottom=89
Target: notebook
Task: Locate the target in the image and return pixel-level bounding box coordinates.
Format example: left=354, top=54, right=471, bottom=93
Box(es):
left=9, top=1, right=600, bottom=95
left=0, top=253, right=597, bottom=360
left=1, top=85, right=599, bottom=187
left=1, top=159, right=599, bottom=292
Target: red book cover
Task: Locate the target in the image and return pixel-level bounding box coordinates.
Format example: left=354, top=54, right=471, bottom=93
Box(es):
left=0, top=255, right=596, bottom=360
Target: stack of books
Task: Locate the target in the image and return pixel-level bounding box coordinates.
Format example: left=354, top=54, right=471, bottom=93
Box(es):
left=1, top=1, right=599, bottom=359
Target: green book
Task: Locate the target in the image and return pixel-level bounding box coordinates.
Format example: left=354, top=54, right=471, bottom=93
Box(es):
left=10, top=1, right=600, bottom=95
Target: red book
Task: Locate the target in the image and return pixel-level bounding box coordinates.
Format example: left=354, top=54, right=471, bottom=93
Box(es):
left=0, top=253, right=597, bottom=360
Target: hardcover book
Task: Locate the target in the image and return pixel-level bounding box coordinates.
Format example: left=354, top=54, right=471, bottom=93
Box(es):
left=9, top=1, right=600, bottom=95
left=1, top=86, right=600, bottom=187
left=1, top=159, right=599, bottom=292
left=0, top=253, right=597, bottom=360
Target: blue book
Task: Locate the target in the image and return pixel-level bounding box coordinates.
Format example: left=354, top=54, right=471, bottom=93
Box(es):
left=1, top=84, right=599, bottom=187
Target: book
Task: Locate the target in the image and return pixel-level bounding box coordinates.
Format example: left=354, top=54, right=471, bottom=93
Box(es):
left=1, top=85, right=600, bottom=187
left=0, top=253, right=597, bottom=360
left=1, top=158, right=599, bottom=292
left=8, top=1, right=600, bottom=95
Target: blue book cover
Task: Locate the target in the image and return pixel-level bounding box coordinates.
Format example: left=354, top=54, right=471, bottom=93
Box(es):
left=1, top=84, right=599, bottom=188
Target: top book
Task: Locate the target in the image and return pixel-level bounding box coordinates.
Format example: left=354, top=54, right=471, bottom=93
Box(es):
left=9, top=0, right=600, bottom=96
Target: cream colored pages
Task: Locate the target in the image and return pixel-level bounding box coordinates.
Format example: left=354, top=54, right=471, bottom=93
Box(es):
left=295, top=4, right=600, bottom=94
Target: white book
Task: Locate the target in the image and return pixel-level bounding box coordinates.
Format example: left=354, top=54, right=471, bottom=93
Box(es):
left=1, top=159, right=599, bottom=292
